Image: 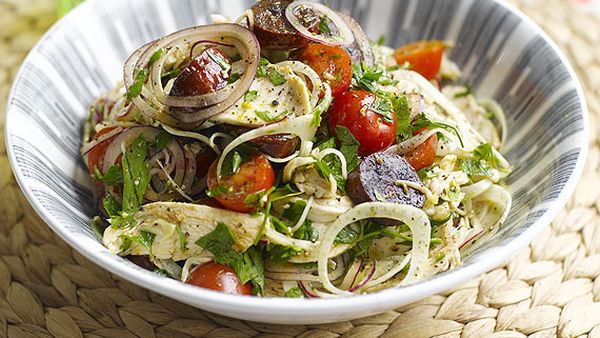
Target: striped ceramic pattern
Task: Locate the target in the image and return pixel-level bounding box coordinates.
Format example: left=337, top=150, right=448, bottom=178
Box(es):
left=4, top=0, right=588, bottom=324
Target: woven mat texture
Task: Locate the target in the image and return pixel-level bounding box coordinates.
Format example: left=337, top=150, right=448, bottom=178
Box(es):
left=1, top=0, right=600, bottom=337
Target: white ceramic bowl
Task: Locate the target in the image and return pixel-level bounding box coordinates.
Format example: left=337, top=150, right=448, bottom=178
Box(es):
left=5, top=0, right=588, bottom=324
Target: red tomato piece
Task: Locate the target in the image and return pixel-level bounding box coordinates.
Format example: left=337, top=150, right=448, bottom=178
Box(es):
left=186, top=262, right=252, bottom=295
left=403, top=132, right=438, bottom=171
left=87, top=126, right=118, bottom=175
left=295, top=43, right=353, bottom=97
left=206, top=153, right=275, bottom=213
left=328, top=90, right=397, bottom=156
left=170, top=47, right=232, bottom=96
left=393, top=40, right=444, bottom=80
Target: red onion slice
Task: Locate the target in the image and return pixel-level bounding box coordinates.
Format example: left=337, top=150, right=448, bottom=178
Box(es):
left=101, top=127, right=160, bottom=199
left=123, top=24, right=260, bottom=129
left=101, top=127, right=160, bottom=174
left=81, top=126, right=123, bottom=155
left=144, top=139, right=186, bottom=202
left=285, top=1, right=354, bottom=46
left=348, top=260, right=376, bottom=293
left=298, top=281, right=319, bottom=298
left=459, top=229, right=484, bottom=250
left=337, top=12, right=374, bottom=65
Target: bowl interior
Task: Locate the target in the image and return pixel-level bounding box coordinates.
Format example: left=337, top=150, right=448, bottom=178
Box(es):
left=5, top=0, right=587, bottom=324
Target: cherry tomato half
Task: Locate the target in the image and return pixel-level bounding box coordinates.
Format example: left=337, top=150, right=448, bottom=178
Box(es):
left=87, top=126, right=118, bottom=175
left=329, top=90, right=397, bottom=156
left=403, top=130, right=438, bottom=171
left=206, top=153, right=275, bottom=213
left=170, top=47, right=232, bottom=97
left=295, top=43, right=352, bottom=97
left=186, top=262, right=252, bottom=295
left=393, top=40, right=444, bottom=80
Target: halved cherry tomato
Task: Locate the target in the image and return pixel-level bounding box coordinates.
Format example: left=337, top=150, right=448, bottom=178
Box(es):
left=403, top=129, right=438, bottom=171
left=87, top=126, right=118, bottom=175
left=295, top=43, right=352, bottom=97
left=170, top=47, right=232, bottom=96
left=206, top=153, right=275, bottom=213
left=393, top=40, right=444, bottom=80
left=328, top=89, right=397, bottom=156
left=186, top=262, right=252, bottom=295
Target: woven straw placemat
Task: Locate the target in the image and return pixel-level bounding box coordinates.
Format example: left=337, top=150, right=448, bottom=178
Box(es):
left=1, top=0, right=600, bottom=337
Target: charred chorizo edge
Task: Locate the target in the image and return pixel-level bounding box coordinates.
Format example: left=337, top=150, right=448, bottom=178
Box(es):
left=251, top=0, right=319, bottom=50
left=346, top=152, right=425, bottom=225
left=249, top=134, right=300, bottom=159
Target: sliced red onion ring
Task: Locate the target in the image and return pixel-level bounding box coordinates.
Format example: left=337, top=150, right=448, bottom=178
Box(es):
left=102, top=127, right=160, bottom=199
left=81, top=126, right=123, bottom=155
left=339, top=259, right=363, bottom=290
left=459, top=229, right=484, bottom=250
left=181, top=145, right=198, bottom=194
left=144, top=139, right=186, bottom=202
left=285, top=1, right=354, bottom=46
left=298, top=280, right=319, bottom=298
left=337, top=12, right=374, bottom=65
left=348, top=260, right=376, bottom=293
left=102, top=127, right=161, bottom=175
left=123, top=24, right=260, bottom=129
left=116, top=103, right=137, bottom=122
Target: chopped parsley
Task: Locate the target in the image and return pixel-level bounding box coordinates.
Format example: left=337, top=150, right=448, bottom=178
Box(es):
left=126, top=68, right=148, bottom=101
left=206, top=185, right=230, bottom=198
left=473, top=143, right=499, bottom=168
left=196, top=223, right=265, bottom=295
left=459, top=143, right=501, bottom=178
left=103, top=195, right=121, bottom=218
left=120, top=230, right=156, bottom=258
left=220, top=144, right=257, bottom=177
left=228, top=72, right=241, bottom=84
left=257, top=58, right=287, bottom=86
left=244, top=90, right=258, bottom=102
left=392, top=95, right=412, bottom=142
left=266, top=243, right=302, bottom=263
left=334, top=125, right=360, bottom=172
left=370, top=95, right=395, bottom=123
left=352, top=62, right=384, bottom=93
left=255, top=110, right=288, bottom=123
left=335, top=226, right=359, bottom=244
left=94, top=165, right=123, bottom=186
left=319, top=15, right=332, bottom=35
left=126, top=49, right=167, bottom=101
left=315, top=126, right=359, bottom=194
left=312, top=156, right=332, bottom=180
left=121, top=135, right=152, bottom=213
left=282, top=200, right=318, bottom=242
left=454, top=84, right=473, bottom=98
left=257, top=58, right=270, bottom=77
left=284, top=287, right=306, bottom=298
left=267, top=69, right=287, bottom=86
left=154, top=130, right=172, bottom=151
left=107, top=134, right=152, bottom=229
left=148, top=48, right=164, bottom=67
left=459, top=159, right=492, bottom=178
left=411, top=113, right=464, bottom=147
